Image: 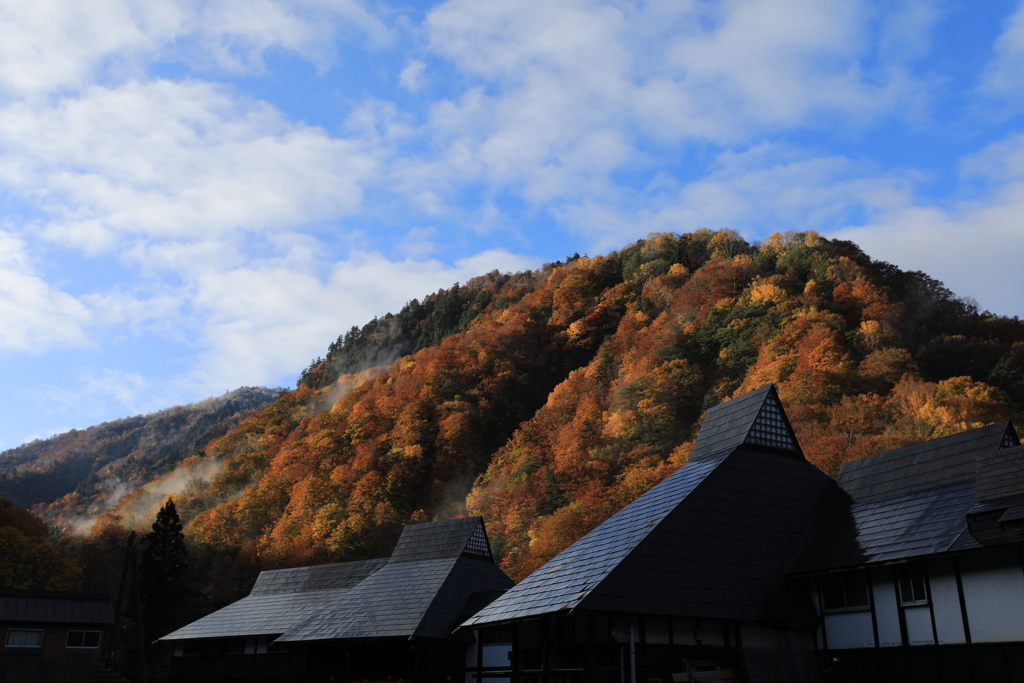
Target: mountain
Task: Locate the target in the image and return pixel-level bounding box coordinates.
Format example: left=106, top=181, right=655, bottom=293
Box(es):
left=0, top=386, right=282, bottom=532
left=75, top=229, right=1018, bottom=595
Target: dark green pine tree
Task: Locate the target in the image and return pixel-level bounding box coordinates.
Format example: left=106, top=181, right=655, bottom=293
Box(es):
left=140, top=498, right=190, bottom=639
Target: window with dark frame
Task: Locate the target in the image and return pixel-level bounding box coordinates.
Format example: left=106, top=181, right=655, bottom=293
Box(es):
left=897, top=563, right=929, bottom=606
left=5, top=629, right=44, bottom=647
left=820, top=571, right=870, bottom=611
left=66, top=630, right=101, bottom=648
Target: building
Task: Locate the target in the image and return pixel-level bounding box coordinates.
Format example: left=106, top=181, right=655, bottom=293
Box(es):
left=462, top=385, right=1024, bottom=683
left=163, top=384, right=1024, bottom=683
left=789, top=417, right=1024, bottom=681
left=462, top=385, right=832, bottom=683
left=0, top=588, right=115, bottom=683
left=160, top=516, right=513, bottom=683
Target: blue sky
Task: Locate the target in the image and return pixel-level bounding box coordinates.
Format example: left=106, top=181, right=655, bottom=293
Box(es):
left=1, top=0, right=1024, bottom=449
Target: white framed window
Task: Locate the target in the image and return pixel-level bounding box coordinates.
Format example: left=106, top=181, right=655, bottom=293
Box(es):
left=820, top=571, right=871, bottom=612
left=66, top=630, right=101, bottom=649
left=897, top=563, right=929, bottom=606
left=6, top=629, right=44, bottom=647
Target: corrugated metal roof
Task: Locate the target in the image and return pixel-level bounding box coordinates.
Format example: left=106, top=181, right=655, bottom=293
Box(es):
left=0, top=590, right=113, bottom=625
left=836, top=422, right=1011, bottom=502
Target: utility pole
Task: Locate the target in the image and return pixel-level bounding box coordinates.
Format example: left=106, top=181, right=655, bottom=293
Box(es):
left=112, top=531, right=148, bottom=683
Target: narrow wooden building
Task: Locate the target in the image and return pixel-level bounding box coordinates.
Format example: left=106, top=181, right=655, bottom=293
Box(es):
left=160, top=517, right=513, bottom=683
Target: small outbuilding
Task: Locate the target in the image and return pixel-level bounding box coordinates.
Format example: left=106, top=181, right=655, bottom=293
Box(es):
left=160, top=517, right=513, bottom=683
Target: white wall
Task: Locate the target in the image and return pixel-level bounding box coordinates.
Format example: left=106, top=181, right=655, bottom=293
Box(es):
left=960, top=547, right=1024, bottom=643
left=903, top=605, right=934, bottom=645
left=823, top=611, right=875, bottom=649
left=870, top=567, right=901, bottom=647
left=927, top=557, right=966, bottom=645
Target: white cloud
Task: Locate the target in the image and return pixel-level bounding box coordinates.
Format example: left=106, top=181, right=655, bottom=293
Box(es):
left=399, top=0, right=929, bottom=213
left=0, top=0, right=390, bottom=97
left=980, top=1, right=1024, bottom=99
left=184, top=247, right=539, bottom=394
left=399, top=60, right=427, bottom=91
left=0, top=80, right=380, bottom=254
left=0, top=230, right=92, bottom=352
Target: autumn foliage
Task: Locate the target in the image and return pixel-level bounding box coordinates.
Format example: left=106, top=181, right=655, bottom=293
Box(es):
left=77, top=230, right=1023, bottom=594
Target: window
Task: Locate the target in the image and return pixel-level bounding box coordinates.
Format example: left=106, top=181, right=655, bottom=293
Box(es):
left=747, top=396, right=797, bottom=451
left=820, top=571, right=870, bottom=611
left=897, top=564, right=929, bottom=605
left=66, top=630, right=101, bottom=649
left=6, top=629, right=43, bottom=647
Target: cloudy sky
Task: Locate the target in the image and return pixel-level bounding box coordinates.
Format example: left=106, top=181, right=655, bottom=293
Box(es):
left=1, top=0, right=1023, bottom=449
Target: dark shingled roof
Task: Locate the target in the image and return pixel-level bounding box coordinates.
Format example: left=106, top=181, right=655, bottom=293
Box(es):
left=790, top=422, right=1024, bottom=575
left=788, top=483, right=976, bottom=575
left=0, top=589, right=114, bottom=625
left=835, top=422, right=1012, bottom=502
left=390, top=516, right=493, bottom=563
left=162, top=516, right=512, bottom=643
left=159, top=559, right=388, bottom=641
left=462, top=454, right=728, bottom=626
left=278, top=556, right=512, bottom=641
left=464, top=385, right=830, bottom=628
left=250, top=558, right=388, bottom=596
left=976, top=443, right=1024, bottom=502
left=690, top=385, right=802, bottom=461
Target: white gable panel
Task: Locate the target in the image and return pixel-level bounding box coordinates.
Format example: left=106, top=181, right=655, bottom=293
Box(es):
left=960, top=548, right=1024, bottom=643
left=927, top=557, right=966, bottom=645
left=870, top=567, right=902, bottom=647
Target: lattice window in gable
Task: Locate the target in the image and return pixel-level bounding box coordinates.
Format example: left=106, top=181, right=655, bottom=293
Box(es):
left=746, top=394, right=797, bottom=451
left=464, top=522, right=491, bottom=559
left=1002, top=429, right=1019, bottom=450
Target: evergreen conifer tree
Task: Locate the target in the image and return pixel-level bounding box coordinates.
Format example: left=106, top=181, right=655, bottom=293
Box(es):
left=140, top=499, right=189, bottom=638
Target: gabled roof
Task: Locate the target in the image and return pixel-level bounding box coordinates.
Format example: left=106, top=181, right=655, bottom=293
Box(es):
left=462, top=454, right=728, bottom=627
left=464, top=386, right=830, bottom=628
left=277, top=555, right=511, bottom=641
left=390, top=516, right=493, bottom=563
left=690, top=385, right=802, bottom=461
left=835, top=422, right=1013, bottom=502
left=0, top=589, right=114, bottom=625
left=790, top=422, right=1023, bottom=575
left=159, top=559, right=388, bottom=641
left=788, top=483, right=976, bottom=575
left=161, top=516, right=512, bottom=643
left=977, top=442, right=1024, bottom=502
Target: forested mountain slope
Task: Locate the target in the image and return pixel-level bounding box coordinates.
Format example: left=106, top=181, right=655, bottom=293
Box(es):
left=90, top=230, right=1022, bottom=591
left=0, top=387, right=281, bottom=531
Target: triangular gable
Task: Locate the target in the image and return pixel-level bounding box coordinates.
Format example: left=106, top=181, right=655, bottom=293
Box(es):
left=1001, top=423, right=1020, bottom=450
left=690, top=385, right=802, bottom=461
left=463, top=519, right=493, bottom=561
